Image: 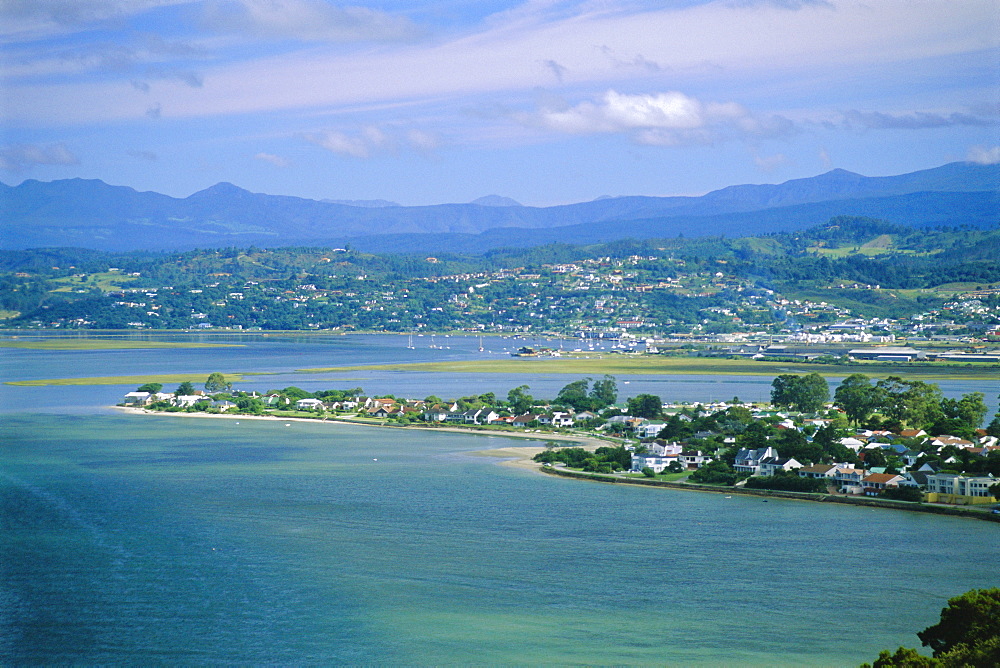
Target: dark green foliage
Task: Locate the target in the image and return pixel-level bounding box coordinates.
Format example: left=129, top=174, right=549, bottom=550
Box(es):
left=204, top=372, right=231, bottom=393
left=136, top=382, right=162, bottom=393
left=532, top=445, right=629, bottom=472
left=743, top=471, right=826, bottom=493
left=834, top=374, right=879, bottom=425
left=771, top=373, right=829, bottom=413
left=174, top=381, right=195, bottom=396
left=688, top=460, right=736, bottom=486
left=627, top=393, right=663, bottom=419
left=507, top=385, right=533, bottom=414
left=918, top=589, right=1000, bottom=657
left=880, top=486, right=923, bottom=502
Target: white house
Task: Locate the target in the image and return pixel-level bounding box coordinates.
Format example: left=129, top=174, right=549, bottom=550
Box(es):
left=173, top=394, right=202, bottom=408
left=122, top=391, right=151, bottom=406
left=733, top=446, right=778, bottom=474
left=758, top=457, right=802, bottom=476
left=631, top=453, right=679, bottom=473
left=295, top=398, right=325, bottom=411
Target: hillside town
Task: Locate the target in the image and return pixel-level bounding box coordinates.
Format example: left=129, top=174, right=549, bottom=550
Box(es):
left=122, top=372, right=1000, bottom=509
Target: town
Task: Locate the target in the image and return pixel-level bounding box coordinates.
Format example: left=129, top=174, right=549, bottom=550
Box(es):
left=121, top=371, right=1000, bottom=511
left=5, top=220, right=1000, bottom=351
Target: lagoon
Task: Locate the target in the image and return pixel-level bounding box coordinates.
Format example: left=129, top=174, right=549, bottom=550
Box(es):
left=2, top=334, right=999, bottom=665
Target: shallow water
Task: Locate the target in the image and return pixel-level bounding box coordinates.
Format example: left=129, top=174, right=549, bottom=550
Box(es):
left=2, top=335, right=998, bottom=664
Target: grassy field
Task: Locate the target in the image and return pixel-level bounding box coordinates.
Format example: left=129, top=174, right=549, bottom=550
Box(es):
left=0, top=339, right=243, bottom=351
left=49, top=271, right=138, bottom=293
left=6, top=372, right=254, bottom=387
left=296, top=356, right=999, bottom=380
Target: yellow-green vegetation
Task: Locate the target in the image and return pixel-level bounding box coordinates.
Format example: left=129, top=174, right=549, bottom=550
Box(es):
left=7, top=372, right=253, bottom=387
left=0, top=310, right=20, bottom=320
left=297, top=356, right=998, bottom=380
left=49, top=271, right=138, bottom=292
left=0, top=339, right=243, bottom=351
left=808, top=234, right=939, bottom=258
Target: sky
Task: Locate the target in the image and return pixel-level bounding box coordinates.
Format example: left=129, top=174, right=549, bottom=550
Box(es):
left=1, top=0, right=998, bottom=206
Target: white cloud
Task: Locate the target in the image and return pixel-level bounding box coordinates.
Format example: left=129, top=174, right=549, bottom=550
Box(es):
left=255, top=152, right=291, bottom=167
left=529, top=91, right=706, bottom=134
left=303, top=125, right=440, bottom=159
left=304, top=130, right=371, bottom=158
left=519, top=89, right=793, bottom=146
left=0, top=142, right=78, bottom=171
left=406, top=128, right=440, bottom=154
left=201, top=0, right=420, bottom=43
left=967, top=145, right=1000, bottom=165
left=0, top=0, right=189, bottom=41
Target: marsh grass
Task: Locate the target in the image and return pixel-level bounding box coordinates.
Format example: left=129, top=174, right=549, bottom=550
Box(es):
left=296, top=356, right=998, bottom=380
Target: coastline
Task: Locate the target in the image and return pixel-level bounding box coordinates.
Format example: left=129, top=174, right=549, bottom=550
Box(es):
left=112, top=405, right=612, bottom=463
left=113, top=406, right=1000, bottom=522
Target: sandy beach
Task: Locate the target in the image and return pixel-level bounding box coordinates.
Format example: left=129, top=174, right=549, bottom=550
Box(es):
left=113, top=405, right=612, bottom=471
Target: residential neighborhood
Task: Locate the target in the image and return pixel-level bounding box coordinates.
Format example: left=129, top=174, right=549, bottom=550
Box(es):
left=121, top=371, right=1000, bottom=511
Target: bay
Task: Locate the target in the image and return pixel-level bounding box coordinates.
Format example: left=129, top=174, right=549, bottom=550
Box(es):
left=2, top=334, right=998, bottom=665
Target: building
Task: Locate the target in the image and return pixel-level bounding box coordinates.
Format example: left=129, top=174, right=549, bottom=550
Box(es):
left=924, top=473, right=997, bottom=505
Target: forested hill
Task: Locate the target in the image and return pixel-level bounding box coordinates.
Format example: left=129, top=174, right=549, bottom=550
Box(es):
left=2, top=217, right=998, bottom=332
left=1, top=162, right=996, bottom=252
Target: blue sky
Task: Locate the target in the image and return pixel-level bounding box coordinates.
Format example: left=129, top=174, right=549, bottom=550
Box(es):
left=1, top=0, right=998, bottom=206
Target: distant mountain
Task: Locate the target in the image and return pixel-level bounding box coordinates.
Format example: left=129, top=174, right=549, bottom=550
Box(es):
left=1, top=162, right=996, bottom=252
left=470, top=195, right=523, bottom=207
left=322, top=198, right=400, bottom=208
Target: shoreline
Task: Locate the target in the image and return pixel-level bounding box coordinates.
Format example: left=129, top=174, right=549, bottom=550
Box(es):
left=113, top=406, right=999, bottom=521
left=112, top=405, right=613, bottom=462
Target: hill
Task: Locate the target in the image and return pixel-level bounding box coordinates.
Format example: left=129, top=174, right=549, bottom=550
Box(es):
left=0, top=162, right=996, bottom=252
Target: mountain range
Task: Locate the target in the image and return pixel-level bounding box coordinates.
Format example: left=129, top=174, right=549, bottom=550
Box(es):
left=1, top=162, right=996, bottom=253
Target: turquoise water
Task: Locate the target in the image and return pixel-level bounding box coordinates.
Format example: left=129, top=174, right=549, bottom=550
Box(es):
left=2, top=336, right=999, bottom=664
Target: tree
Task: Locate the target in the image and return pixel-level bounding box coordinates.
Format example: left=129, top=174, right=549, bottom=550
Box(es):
left=588, top=374, right=618, bottom=409
left=175, top=381, right=195, bottom=396
left=862, top=588, right=1000, bottom=668
left=771, top=373, right=829, bottom=413
left=688, top=460, right=736, bottom=485
left=918, top=588, right=1000, bottom=657
left=137, top=382, right=162, bottom=393
left=627, top=393, right=662, bottom=419
left=205, top=372, right=231, bottom=393
left=556, top=378, right=592, bottom=411
left=933, top=392, right=988, bottom=438
left=834, top=373, right=879, bottom=425
left=876, top=377, right=943, bottom=431
left=507, top=385, right=533, bottom=415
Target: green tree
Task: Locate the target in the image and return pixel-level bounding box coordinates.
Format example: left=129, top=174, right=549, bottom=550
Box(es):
left=205, top=372, right=231, bottom=393
left=175, top=381, right=195, bottom=396
left=688, top=460, right=736, bottom=485
left=862, top=588, right=1000, bottom=667
left=933, top=392, right=988, bottom=438
left=834, top=373, right=879, bottom=425
left=556, top=378, right=592, bottom=411
left=507, top=385, right=533, bottom=415
left=771, top=373, right=829, bottom=413
left=627, top=393, right=663, bottom=419
left=876, top=377, right=943, bottom=431
left=918, top=588, right=1000, bottom=657
left=588, top=374, right=618, bottom=409
left=137, top=382, right=163, bottom=393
